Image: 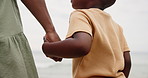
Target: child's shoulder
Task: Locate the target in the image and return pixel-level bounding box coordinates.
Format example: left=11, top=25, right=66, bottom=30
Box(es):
left=70, top=9, right=88, bottom=17
left=72, top=9, right=93, bottom=13
left=71, top=9, right=86, bottom=14
left=71, top=9, right=95, bottom=17
left=70, top=9, right=91, bottom=23
left=71, top=8, right=106, bottom=15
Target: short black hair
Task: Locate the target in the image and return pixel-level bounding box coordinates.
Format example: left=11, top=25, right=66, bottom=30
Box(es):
left=99, top=0, right=116, bottom=10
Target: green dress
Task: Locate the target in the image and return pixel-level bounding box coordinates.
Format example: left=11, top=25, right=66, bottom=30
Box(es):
left=0, top=0, right=39, bottom=78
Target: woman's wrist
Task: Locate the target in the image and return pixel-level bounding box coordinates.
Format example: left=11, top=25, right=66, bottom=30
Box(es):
left=44, top=25, right=56, bottom=33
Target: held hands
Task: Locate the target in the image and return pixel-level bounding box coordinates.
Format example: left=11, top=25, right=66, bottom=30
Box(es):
left=45, top=31, right=61, bottom=42
left=43, top=32, right=62, bottom=62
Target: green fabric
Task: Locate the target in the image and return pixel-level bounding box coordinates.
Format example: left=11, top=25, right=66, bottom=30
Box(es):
left=0, top=0, right=38, bottom=78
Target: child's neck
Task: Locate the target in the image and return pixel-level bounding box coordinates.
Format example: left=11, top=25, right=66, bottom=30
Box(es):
left=89, top=6, right=105, bottom=10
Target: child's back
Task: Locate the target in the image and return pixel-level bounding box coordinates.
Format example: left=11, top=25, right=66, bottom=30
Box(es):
left=67, top=8, right=129, bottom=78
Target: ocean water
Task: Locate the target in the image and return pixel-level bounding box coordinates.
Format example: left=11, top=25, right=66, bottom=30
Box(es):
left=32, top=51, right=72, bottom=78
left=129, top=52, right=148, bottom=78
left=32, top=51, right=148, bottom=78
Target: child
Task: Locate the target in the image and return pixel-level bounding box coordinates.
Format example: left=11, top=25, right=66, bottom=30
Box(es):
left=42, top=0, right=131, bottom=78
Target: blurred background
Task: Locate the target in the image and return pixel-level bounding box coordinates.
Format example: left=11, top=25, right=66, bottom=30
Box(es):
left=17, top=0, right=148, bottom=78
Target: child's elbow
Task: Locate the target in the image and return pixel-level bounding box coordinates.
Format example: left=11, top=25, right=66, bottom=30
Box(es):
left=80, top=48, right=90, bottom=56
left=76, top=44, right=91, bottom=57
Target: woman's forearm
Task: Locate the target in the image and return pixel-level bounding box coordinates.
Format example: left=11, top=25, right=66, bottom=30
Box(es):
left=21, top=0, right=55, bottom=33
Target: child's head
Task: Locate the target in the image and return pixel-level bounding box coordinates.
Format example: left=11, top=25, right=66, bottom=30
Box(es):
left=71, top=0, right=116, bottom=10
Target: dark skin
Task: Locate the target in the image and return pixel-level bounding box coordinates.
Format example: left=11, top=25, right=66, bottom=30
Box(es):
left=21, top=0, right=61, bottom=61
left=71, top=0, right=116, bottom=10
left=123, top=51, right=132, bottom=78
left=42, top=0, right=131, bottom=77
left=21, top=0, right=60, bottom=42
left=43, top=32, right=92, bottom=58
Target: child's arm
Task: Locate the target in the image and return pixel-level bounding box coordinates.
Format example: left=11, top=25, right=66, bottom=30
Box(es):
left=42, top=32, right=92, bottom=58
left=123, top=51, right=131, bottom=78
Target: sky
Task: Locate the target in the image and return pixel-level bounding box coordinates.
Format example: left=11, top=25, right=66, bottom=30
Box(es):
left=17, top=0, right=148, bottom=53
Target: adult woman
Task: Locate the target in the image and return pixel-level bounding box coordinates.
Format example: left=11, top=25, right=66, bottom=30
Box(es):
left=0, top=0, right=60, bottom=78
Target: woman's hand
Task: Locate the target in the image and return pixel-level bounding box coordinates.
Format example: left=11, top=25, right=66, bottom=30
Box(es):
left=45, top=31, right=61, bottom=42
left=43, top=32, right=63, bottom=62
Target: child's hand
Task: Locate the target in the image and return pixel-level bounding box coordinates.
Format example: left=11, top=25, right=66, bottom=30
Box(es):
left=49, top=57, right=63, bottom=62
left=42, top=41, right=63, bottom=62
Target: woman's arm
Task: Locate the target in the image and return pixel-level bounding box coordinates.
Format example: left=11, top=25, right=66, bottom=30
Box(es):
left=21, top=0, right=60, bottom=41
left=42, top=32, right=92, bottom=58
left=123, top=51, right=131, bottom=78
